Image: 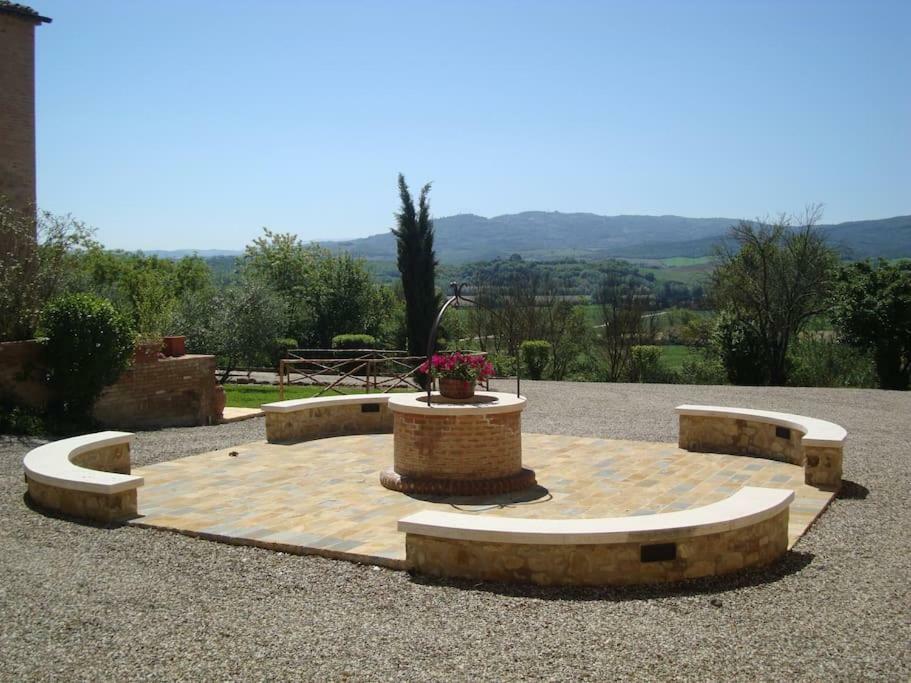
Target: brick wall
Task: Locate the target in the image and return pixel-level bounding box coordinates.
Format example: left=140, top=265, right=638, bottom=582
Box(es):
left=0, top=339, right=48, bottom=409
left=0, top=340, right=219, bottom=428
left=0, top=12, right=38, bottom=216
left=94, top=355, right=219, bottom=429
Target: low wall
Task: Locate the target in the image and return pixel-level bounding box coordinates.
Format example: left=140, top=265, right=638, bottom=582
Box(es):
left=0, top=340, right=218, bottom=428
left=264, top=397, right=394, bottom=443
left=405, top=507, right=789, bottom=586
left=93, top=355, right=219, bottom=429
left=678, top=410, right=844, bottom=489
left=24, top=435, right=141, bottom=523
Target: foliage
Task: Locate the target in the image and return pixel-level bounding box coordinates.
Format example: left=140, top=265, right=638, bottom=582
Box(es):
left=520, top=340, right=551, bottom=380
left=332, top=334, right=378, bottom=349
left=709, top=206, right=838, bottom=384
left=0, top=199, right=98, bottom=341
left=788, top=336, right=876, bottom=388
left=712, top=310, right=769, bottom=385
left=419, top=352, right=494, bottom=383
left=269, top=337, right=298, bottom=367
left=830, top=260, right=911, bottom=390
left=242, top=228, right=385, bottom=347
left=39, top=293, right=134, bottom=421
left=627, top=345, right=666, bottom=383
left=0, top=396, right=47, bottom=436
left=393, top=175, right=438, bottom=356
left=595, top=274, right=650, bottom=381
left=678, top=353, right=727, bottom=385
left=173, top=280, right=286, bottom=380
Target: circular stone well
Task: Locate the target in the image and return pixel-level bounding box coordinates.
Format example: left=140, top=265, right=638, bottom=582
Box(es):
left=380, top=391, right=536, bottom=495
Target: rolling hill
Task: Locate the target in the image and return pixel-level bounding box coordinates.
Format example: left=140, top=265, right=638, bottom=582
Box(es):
left=328, top=212, right=911, bottom=263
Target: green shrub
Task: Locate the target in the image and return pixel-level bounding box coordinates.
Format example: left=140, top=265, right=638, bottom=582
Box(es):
left=40, top=293, right=134, bottom=422
left=788, top=337, right=877, bottom=388
left=331, top=334, right=377, bottom=350
left=678, top=354, right=727, bottom=385
left=0, top=397, right=46, bottom=436
left=627, top=345, right=665, bottom=382
left=486, top=352, right=516, bottom=377
left=712, top=311, right=769, bottom=385
left=270, top=337, right=298, bottom=367
left=520, top=340, right=551, bottom=380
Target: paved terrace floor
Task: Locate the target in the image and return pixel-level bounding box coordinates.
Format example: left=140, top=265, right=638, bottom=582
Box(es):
left=132, top=434, right=833, bottom=567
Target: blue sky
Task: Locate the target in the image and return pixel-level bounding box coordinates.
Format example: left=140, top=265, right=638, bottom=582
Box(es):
left=33, top=0, right=910, bottom=250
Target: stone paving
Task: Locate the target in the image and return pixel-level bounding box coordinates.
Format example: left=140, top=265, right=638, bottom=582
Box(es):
left=131, top=433, right=835, bottom=568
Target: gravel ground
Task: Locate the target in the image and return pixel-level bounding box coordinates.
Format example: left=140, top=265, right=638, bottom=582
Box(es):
left=1, top=382, right=909, bottom=682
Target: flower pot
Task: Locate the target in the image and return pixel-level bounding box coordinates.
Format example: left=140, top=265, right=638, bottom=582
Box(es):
left=133, top=341, right=161, bottom=365
left=213, top=384, right=226, bottom=419
left=163, top=335, right=186, bottom=357
left=439, top=378, right=475, bottom=400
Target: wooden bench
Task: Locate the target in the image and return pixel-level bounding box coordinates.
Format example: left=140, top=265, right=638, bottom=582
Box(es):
left=398, top=486, right=794, bottom=586
left=676, top=404, right=846, bottom=489
left=262, top=393, right=393, bottom=443
left=23, top=431, right=143, bottom=522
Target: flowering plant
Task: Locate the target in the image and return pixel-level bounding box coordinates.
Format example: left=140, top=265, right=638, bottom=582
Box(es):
left=419, top=352, right=494, bottom=384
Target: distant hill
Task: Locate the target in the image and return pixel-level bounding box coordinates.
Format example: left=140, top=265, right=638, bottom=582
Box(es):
left=145, top=249, right=242, bottom=258
left=327, top=212, right=911, bottom=262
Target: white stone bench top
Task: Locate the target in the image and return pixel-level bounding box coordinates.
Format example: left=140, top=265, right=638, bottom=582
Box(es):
left=261, top=393, right=392, bottom=413
left=23, top=431, right=143, bottom=494
left=398, top=486, right=794, bottom=545
left=675, top=404, right=847, bottom=447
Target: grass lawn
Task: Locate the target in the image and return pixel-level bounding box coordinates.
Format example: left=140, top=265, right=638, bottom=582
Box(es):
left=224, top=384, right=386, bottom=408
left=660, top=344, right=701, bottom=371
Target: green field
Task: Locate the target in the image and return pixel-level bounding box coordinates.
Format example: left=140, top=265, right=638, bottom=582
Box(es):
left=659, top=344, right=701, bottom=371
left=225, top=384, right=374, bottom=408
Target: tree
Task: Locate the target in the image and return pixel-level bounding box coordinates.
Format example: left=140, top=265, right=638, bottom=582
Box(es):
left=830, top=259, right=911, bottom=390
left=392, top=174, right=438, bottom=356
left=595, top=274, right=648, bottom=381
left=709, top=206, right=838, bottom=385
left=0, top=199, right=97, bottom=341
left=241, top=229, right=385, bottom=347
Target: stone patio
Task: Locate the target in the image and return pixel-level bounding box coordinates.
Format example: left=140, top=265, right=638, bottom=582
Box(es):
left=130, top=433, right=835, bottom=567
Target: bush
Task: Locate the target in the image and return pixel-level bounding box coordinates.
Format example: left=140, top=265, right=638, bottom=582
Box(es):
left=627, top=345, right=666, bottom=382
left=712, top=311, right=769, bottom=385
left=0, top=397, right=46, bottom=436
left=331, top=334, right=377, bottom=350
left=678, top=354, right=727, bottom=385
left=520, top=340, right=551, bottom=380
left=788, top=337, right=877, bottom=388
left=40, top=293, right=134, bottom=422
left=270, top=337, right=298, bottom=367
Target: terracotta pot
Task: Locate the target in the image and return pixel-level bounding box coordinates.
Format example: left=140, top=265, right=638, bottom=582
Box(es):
left=163, top=335, right=186, bottom=357
left=439, top=377, right=475, bottom=400
left=213, top=384, right=226, bottom=419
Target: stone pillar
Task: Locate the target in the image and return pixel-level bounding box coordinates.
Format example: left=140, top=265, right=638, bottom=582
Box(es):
left=0, top=3, right=51, bottom=252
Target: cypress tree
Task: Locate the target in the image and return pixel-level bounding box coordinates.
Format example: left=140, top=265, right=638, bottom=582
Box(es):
left=392, top=174, right=438, bottom=357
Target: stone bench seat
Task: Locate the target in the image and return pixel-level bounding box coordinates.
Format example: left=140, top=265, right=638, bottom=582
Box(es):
left=398, top=487, right=793, bottom=586
left=675, top=404, right=846, bottom=489
left=262, top=393, right=393, bottom=443
left=23, top=431, right=142, bottom=522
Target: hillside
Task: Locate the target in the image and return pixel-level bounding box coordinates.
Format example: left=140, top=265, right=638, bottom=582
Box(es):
left=329, top=212, right=911, bottom=263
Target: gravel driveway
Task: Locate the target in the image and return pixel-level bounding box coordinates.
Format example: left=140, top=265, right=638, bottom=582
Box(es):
left=1, top=382, right=909, bottom=681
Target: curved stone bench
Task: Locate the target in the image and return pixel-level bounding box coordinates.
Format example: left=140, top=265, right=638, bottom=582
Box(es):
left=23, top=431, right=142, bottom=522
left=676, top=405, right=846, bottom=490
left=262, top=394, right=393, bottom=443
left=399, top=486, right=793, bottom=586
